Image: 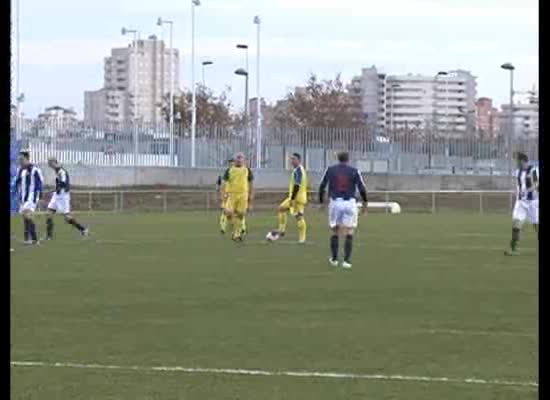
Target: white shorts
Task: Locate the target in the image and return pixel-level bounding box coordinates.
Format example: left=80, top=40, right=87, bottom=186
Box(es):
left=48, top=193, right=71, bottom=214
left=512, top=199, right=538, bottom=225
left=19, top=201, right=37, bottom=214
left=329, top=198, right=358, bottom=229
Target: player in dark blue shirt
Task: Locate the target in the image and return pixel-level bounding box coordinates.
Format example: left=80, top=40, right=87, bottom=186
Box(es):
left=319, top=152, right=368, bottom=268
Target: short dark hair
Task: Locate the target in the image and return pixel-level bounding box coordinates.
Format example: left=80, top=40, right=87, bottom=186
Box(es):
left=19, top=151, right=30, bottom=160
left=516, top=152, right=528, bottom=162
left=292, top=153, right=301, bottom=160
left=337, top=152, right=349, bottom=163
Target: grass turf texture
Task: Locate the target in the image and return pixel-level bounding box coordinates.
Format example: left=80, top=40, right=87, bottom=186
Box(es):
left=11, top=212, right=538, bottom=399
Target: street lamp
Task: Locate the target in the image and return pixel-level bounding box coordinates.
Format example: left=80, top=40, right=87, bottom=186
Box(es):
left=253, top=15, right=262, bottom=169
left=436, top=71, right=449, bottom=134
left=201, top=60, right=213, bottom=87
left=389, top=83, right=400, bottom=135
left=157, top=17, right=175, bottom=166
left=501, top=62, right=515, bottom=178
left=191, top=0, right=201, bottom=168
left=122, top=26, right=140, bottom=164
left=236, top=44, right=249, bottom=74
left=235, top=68, right=249, bottom=141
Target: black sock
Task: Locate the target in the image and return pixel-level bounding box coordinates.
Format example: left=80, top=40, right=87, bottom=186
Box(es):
left=67, top=218, right=85, bottom=232
left=29, top=220, right=38, bottom=242
left=511, top=228, right=520, bottom=251
left=46, top=217, right=54, bottom=238
left=330, top=235, right=339, bottom=260
left=344, top=234, right=353, bottom=263
left=23, top=219, right=30, bottom=241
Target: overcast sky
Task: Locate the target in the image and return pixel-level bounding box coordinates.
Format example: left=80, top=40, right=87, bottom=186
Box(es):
left=14, top=0, right=538, bottom=117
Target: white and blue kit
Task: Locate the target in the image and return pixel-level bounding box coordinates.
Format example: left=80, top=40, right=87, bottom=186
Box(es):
left=15, top=165, right=43, bottom=213
left=48, top=167, right=71, bottom=214
left=319, top=164, right=368, bottom=228
left=512, top=165, right=539, bottom=225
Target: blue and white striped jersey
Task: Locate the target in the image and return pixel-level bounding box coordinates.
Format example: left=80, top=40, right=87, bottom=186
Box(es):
left=54, top=167, right=70, bottom=194
left=516, top=165, right=539, bottom=201
left=15, top=164, right=44, bottom=203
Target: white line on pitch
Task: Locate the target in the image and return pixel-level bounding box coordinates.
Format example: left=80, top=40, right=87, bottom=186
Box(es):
left=10, top=361, right=538, bottom=388
left=415, top=329, right=537, bottom=338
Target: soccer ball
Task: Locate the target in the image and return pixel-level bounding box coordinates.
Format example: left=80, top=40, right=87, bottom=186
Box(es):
left=265, top=230, right=280, bottom=242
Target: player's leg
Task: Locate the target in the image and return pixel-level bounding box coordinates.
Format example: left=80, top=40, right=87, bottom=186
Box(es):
left=63, top=214, right=88, bottom=235
left=529, top=200, right=539, bottom=240
left=22, top=207, right=38, bottom=244
left=506, top=201, right=526, bottom=255
left=294, top=203, right=307, bottom=243
left=328, top=201, right=340, bottom=265
left=230, top=196, right=246, bottom=240
left=46, top=193, right=58, bottom=240
left=277, top=198, right=291, bottom=236
left=341, top=203, right=356, bottom=268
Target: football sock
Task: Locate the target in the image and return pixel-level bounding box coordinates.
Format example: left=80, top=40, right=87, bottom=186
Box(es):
left=67, top=218, right=85, bottom=232
left=344, top=234, right=353, bottom=262
left=242, top=217, right=247, bottom=233
left=278, top=211, right=287, bottom=233
left=232, top=217, right=242, bottom=237
left=511, top=228, right=520, bottom=251
left=28, top=220, right=38, bottom=242
left=220, top=212, right=227, bottom=232
left=297, top=218, right=307, bottom=242
left=46, top=217, right=54, bottom=238
left=23, top=219, right=30, bottom=241
left=330, top=235, right=339, bottom=260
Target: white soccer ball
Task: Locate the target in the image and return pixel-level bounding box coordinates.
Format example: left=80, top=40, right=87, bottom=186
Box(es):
left=266, top=230, right=279, bottom=242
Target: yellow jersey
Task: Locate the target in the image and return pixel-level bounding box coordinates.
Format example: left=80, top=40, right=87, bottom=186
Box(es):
left=289, top=164, right=308, bottom=204
left=223, top=165, right=254, bottom=194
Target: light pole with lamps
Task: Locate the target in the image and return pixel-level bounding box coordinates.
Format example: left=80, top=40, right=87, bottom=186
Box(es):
left=501, top=62, right=515, bottom=178
left=236, top=44, right=249, bottom=75
left=157, top=17, right=175, bottom=166
left=201, top=60, right=213, bottom=87
left=253, top=15, right=262, bottom=169
left=191, top=0, right=201, bottom=168
left=235, top=67, right=249, bottom=143
left=121, top=27, right=140, bottom=164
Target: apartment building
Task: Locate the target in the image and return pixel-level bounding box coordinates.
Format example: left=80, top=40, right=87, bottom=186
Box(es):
left=85, top=35, right=180, bottom=126
left=500, top=92, right=539, bottom=139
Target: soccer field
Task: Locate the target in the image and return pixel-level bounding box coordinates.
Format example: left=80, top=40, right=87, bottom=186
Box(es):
left=11, top=211, right=538, bottom=399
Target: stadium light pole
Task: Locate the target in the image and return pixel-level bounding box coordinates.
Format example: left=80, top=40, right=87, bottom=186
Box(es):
left=13, top=0, right=22, bottom=139
left=235, top=68, right=249, bottom=145
left=122, top=27, right=140, bottom=164
left=157, top=17, right=175, bottom=166
left=254, top=15, right=262, bottom=169
left=501, top=63, right=515, bottom=178
left=201, top=60, right=213, bottom=87
left=191, top=0, right=201, bottom=168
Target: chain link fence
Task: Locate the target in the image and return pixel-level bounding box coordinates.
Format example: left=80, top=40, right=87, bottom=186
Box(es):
left=14, top=120, right=538, bottom=175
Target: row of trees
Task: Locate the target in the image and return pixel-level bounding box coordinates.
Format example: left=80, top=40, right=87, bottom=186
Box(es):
left=161, top=73, right=365, bottom=130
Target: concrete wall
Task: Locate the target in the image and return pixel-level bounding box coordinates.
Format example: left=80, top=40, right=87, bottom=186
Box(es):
left=38, top=164, right=513, bottom=191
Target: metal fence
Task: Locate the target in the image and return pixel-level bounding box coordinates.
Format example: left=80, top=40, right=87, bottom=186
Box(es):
left=14, top=120, right=538, bottom=175
left=36, top=190, right=515, bottom=215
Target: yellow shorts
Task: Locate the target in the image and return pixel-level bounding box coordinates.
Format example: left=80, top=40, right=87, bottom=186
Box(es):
left=221, top=194, right=230, bottom=210
left=226, top=193, right=248, bottom=215
left=280, top=198, right=306, bottom=216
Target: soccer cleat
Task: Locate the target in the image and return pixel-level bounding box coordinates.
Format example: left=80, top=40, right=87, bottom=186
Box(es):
left=298, top=239, right=306, bottom=244
left=328, top=258, right=339, bottom=267
left=342, top=261, right=352, bottom=269
left=10, top=248, right=14, bottom=253
left=23, top=240, right=40, bottom=246
left=81, top=228, right=90, bottom=237
left=220, top=229, right=225, bottom=235
left=504, top=249, right=521, bottom=256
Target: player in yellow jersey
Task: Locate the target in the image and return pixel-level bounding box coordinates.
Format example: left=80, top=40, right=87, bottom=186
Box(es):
left=268, top=153, right=308, bottom=243
left=221, top=152, right=253, bottom=241
left=217, top=158, right=248, bottom=235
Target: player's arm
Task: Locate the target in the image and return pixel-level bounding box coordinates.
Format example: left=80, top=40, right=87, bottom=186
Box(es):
left=290, top=167, right=302, bottom=203
left=220, top=168, right=230, bottom=204
left=355, top=169, right=368, bottom=212
left=318, top=167, right=329, bottom=204
left=14, top=168, right=22, bottom=194
left=57, top=169, right=68, bottom=194
left=531, top=168, right=539, bottom=191
left=247, top=167, right=254, bottom=206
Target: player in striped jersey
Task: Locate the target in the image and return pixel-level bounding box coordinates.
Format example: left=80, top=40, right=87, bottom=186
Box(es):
left=15, top=151, right=43, bottom=245
left=45, top=158, right=89, bottom=240
left=268, top=153, right=308, bottom=243
left=505, top=153, right=539, bottom=256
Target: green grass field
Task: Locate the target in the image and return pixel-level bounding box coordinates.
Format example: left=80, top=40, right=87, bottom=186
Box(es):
left=11, top=211, right=538, bottom=399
